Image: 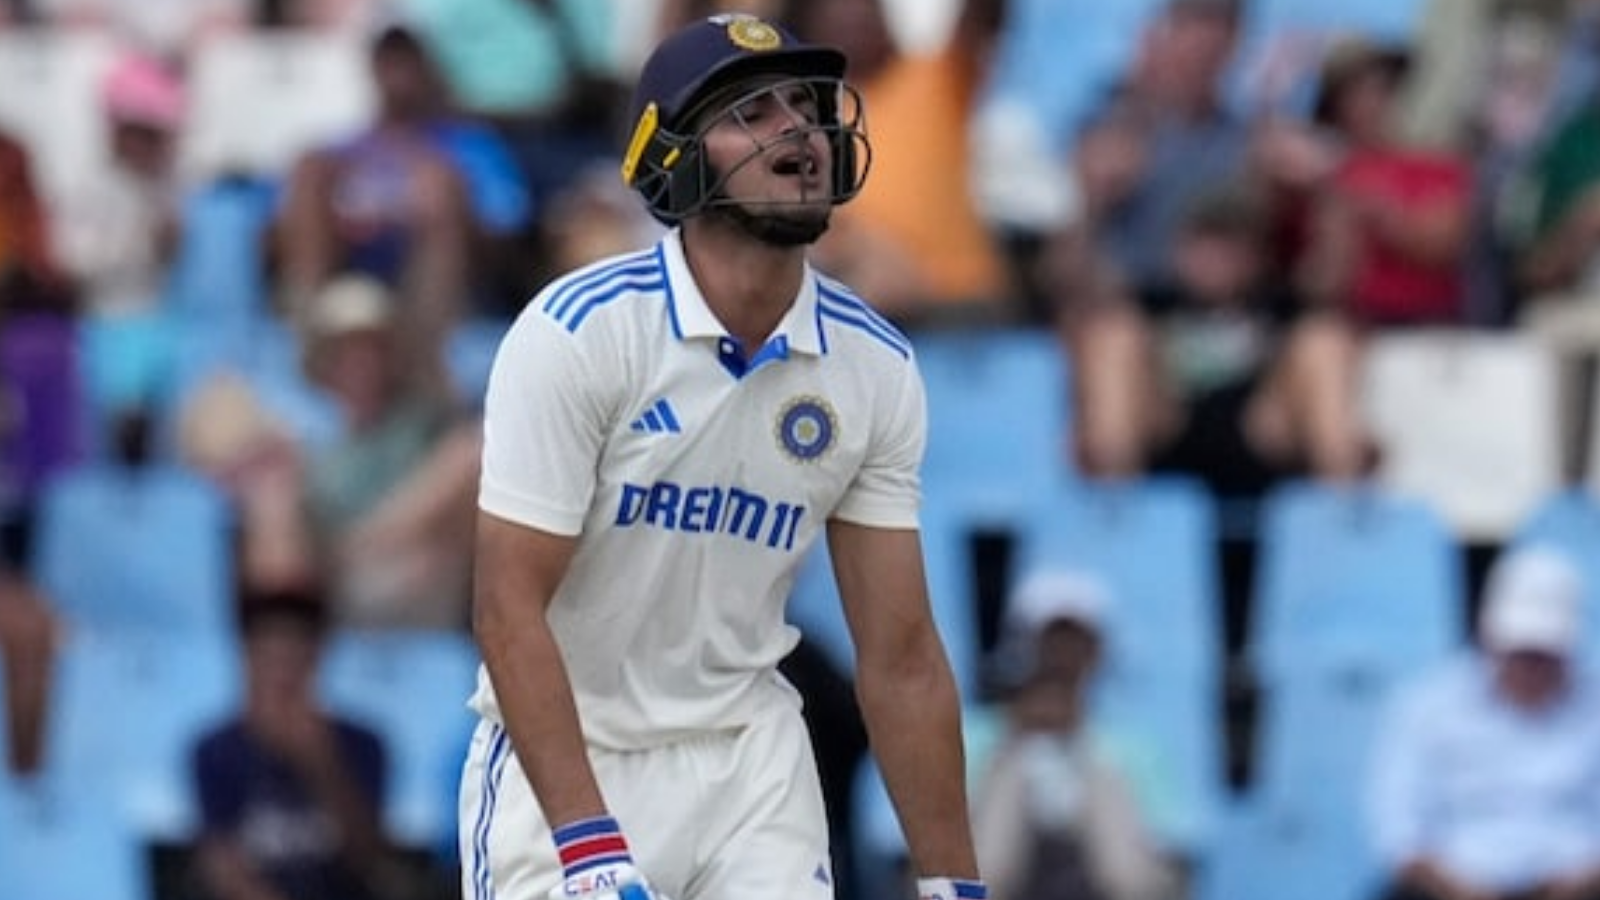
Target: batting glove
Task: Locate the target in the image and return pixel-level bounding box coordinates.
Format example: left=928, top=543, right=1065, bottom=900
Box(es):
left=917, top=876, right=988, bottom=900
left=549, top=816, right=669, bottom=900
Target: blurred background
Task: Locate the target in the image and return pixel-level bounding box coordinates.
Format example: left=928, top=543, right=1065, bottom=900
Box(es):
left=3, top=0, right=1600, bottom=899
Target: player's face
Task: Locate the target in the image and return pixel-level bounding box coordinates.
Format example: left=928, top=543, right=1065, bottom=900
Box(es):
left=699, top=78, right=836, bottom=222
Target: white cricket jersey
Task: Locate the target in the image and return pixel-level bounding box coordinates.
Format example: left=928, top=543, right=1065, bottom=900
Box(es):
left=470, top=228, right=928, bottom=750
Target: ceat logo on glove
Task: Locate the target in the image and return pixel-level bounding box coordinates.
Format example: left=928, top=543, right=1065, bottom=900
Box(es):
left=564, top=870, right=622, bottom=896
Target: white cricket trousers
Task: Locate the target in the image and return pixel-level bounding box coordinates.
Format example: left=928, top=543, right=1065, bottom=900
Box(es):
left=458, top=701, right=836, bottom=900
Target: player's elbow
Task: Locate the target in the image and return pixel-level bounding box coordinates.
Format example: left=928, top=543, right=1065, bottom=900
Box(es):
left=855, top=625, right=960, bottom=711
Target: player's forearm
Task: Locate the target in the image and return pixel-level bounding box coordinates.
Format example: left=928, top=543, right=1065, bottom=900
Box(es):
left=473, top=515, right=609, bottom=827
left=856, top=635, right=980, bottom=880
left=476, top=601, right=609, bottom=826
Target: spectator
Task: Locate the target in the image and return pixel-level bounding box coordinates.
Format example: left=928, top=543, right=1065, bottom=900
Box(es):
left=1069, top=0, right=1254, bottom=296
left=190, top=588, right=409, bottom=900
left=1061, top=184, right=1369, bottom=494
left=396, top=0, right=623, bottom=215
left=1395, top=0, right=1596, bottom=158
left=251, top=0, right=378, bottom=35
left=3, top=124, right=81, bottom=532
left=972, top=567, right=1185, bottom=900
left=297, top=273, right=478, bottom=631
left=0, top=568, right=57, bottom=777
left=1366, top=544, right=1600, bottom=900
left=53, top=48, right=186, bottom=318
left=1514, top=63, right=1600, bottom=299
left=0, top=127, right=59, bottom=299
left=798, top=0, right=1018, bottom=326
left=177, top=371, right=316, bottom=597
left=1295, top=38, right=1476, bottom=328
left=274, top=22, right=479, bottom=388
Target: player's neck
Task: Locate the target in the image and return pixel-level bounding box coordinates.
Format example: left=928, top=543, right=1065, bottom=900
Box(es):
left=681, top=223, right=807, bottom=350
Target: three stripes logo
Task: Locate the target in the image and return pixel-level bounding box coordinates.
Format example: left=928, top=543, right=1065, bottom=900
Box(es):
left=630, top=398, right=682, bottom=434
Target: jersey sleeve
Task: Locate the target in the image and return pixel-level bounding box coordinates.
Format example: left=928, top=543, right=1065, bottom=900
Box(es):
left=478, top=306, right=613, bottom=535
left=831, top=355, right=926, bottom=529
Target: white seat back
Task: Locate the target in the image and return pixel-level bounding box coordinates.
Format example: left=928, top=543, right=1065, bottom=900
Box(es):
left=182, top=31, right=374, bottom=180
left=1361, top=328, right=1563, bottom=541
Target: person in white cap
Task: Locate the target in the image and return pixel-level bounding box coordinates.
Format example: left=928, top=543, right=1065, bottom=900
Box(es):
left=1366, top=544, right=1600, bottom=900
left=970, top=568, right=1182, bottom=900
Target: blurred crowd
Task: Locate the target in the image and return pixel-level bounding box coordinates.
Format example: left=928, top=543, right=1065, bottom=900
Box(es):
left=3, top=0, right=1600, bottom=899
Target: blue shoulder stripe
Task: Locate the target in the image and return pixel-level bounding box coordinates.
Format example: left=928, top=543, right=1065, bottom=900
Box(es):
left=541, top=249, right=662, bottom=329
left=816, top=281, right=911, bottom=358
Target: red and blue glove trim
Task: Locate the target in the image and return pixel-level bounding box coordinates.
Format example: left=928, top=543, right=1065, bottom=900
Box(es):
left=552, top=815, right=634, bottom=877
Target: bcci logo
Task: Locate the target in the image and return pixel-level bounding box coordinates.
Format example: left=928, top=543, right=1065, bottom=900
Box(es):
left=776, top=396, right=836, bottom=463
left=719, top=15, right=783, bottom=52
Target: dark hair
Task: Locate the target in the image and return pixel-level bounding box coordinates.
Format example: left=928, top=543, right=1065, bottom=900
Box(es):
left=371, top=23, right=426, bottom=57
left=237, top=586, right=329, bottom=640
left=1311, top=40, right=1411, bottom=126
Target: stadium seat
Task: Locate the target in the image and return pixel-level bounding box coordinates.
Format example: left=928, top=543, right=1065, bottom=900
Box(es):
left=1250, top=0, right=1426, bottom=39
left=318, top=627, right=481, bottom=849
left=31, top=462, right=236, bottom=637
left=1250, top=481, right=1466, bottom=679
left=44, top=628, right=242, bottom=842
left=1016, top=477, right=1221, bottom=675
left=0, top=775, right=151, bottom=900
left=1012, top=476, right=1226, bottom=854
left=182, top=31, right=374, bottom=181
left=1511, top=489, right=1600, bottom=652
left=165, top=177, right=277, bottom=331
left=982, top=0, right=1169, bottom=147
left=447, top=316, right=512, bottom=409
left=1243, top=659, right=1405, bottom=900
left=1360, top=328, right=1564, bottom=542
left=0, top=30, right=118, bottom=211
left=1193, top=794, right=1277, bottom=900
left=913, top=328, right=1075, bottom=522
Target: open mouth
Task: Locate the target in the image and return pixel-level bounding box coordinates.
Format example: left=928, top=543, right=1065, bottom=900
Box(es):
left=770, top=150, right=820, bottom=178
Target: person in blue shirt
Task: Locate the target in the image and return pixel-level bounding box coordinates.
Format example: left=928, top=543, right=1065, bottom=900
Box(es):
left=1366, top=544, right=1600, bottom=900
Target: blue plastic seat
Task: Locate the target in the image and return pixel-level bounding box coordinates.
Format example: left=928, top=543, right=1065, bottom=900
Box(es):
left=1016, top=477, right=1221, bottom=673
left=165, top=178, right=275, bottom=326
left=0, top=776, right=151, bottom=900
left=318, top=627, right=481, bottom=848
left=1012, top=476, right=1226, bottom=854
left=1251, top=0, right=1426, bottom=40
left=446, top=316, right=511, bottom=409
left=1250, top=482, right=1466, bottom=680
left=1194, top=794, right=1278, bottom=900
left=1243, top=658, right=1405, bottom=900
left=913, top=328, right=1075, bottom=522
left=44, top=628, right=242, bottom=842
left=1240, top=483, right=1465, bottom=900
left=31, top=462, right=235, bottom=637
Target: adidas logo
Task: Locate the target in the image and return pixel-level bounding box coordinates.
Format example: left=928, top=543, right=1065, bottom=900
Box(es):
left=630, top=398, right=681, bottom=434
